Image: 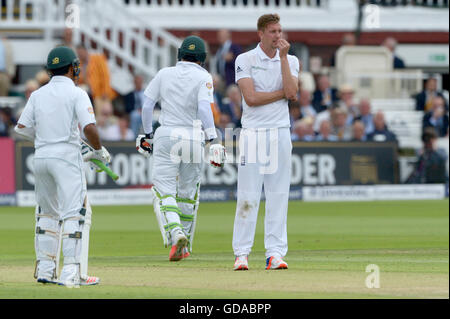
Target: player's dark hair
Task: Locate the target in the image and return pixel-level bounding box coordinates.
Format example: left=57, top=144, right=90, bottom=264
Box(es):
left=49, top=64, right=71, bottom=77
left=181, top=54, right=199, bottom=63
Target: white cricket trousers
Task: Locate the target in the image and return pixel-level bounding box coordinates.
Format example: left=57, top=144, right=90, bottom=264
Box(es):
left=151, top=127, right=204, bottom=238
left=33, top=147, right=86, bottom=279
left=233, top=127, right=292, bottom=258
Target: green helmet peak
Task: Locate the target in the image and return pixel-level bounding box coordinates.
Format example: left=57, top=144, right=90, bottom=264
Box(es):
left=177, top=36, right=207, bottom=63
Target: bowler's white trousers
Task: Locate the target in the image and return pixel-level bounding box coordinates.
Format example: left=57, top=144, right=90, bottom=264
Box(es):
left=232, top=128, right=292, bottom=258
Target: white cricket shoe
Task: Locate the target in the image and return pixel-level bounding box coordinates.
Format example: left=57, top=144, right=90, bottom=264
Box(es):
left=58, top=276, right=100, bottom=287
left=233, top=255, right=249, bottom=271
left=265, top=256, right=288, bottom=270
left=80, top=276, right=100, bottom=286
left=169, top=228, right=188, bottom=262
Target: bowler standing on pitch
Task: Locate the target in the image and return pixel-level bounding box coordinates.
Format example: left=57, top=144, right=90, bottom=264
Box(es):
left=15, top=46, right=111, bottom=286
left=232, top=14, right=299, bottom=270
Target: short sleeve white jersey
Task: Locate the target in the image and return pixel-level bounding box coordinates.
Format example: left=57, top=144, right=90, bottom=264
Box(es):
left=144, top=61, right=214, bottom=132
left=18, top=76, right=96, bottom=158
left=235, top=44, right=299, bottom=129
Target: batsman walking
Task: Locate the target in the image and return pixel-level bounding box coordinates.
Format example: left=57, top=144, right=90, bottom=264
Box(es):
left=15, top=46, right=111, bottom=286
left=232, top=14, right=299, bottom=270
left=137, top=36, right=226, bottom=261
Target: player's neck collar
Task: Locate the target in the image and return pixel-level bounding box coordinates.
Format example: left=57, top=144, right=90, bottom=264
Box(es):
left=257, top=43, right=280, bottom=61
left=50, top=75, right=75, bottom=85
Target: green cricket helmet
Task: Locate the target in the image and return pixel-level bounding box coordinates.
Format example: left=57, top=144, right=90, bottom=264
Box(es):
left=177, top=36, right=207, bottom=63
left=46, top=46, right=80, bottom=76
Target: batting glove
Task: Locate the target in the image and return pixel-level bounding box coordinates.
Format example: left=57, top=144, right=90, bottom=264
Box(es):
left=136, top=133, right=153, bottom=158
left=209, top=144, right=226, bottom=168
left=82, top=145, right=111, bottom=168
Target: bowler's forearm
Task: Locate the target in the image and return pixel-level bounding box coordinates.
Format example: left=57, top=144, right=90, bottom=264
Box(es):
left=280, top=57, right=298, bottom=100
left=245, top=89, right=285, bottom=107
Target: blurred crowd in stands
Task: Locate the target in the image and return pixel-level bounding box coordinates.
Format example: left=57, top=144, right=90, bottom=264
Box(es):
left=0, top=30, right=448, bottom=152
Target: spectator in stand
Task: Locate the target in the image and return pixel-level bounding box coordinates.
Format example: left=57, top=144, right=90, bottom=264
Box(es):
left=312, top=74, right=339, bottom=113
left=24, top=79, right=39, bottom=101
left=315, top=119, right=338, bottom=142
left=76, top=44, right=117, bottom=112
left=406, top=128, right=447, bottom=184
left=0, top=107, right=16, bottom=137
left=95, top=99, right=119, bottom=141
left=314, top=101, right=338, bottom=133
left=367, top=111, right=398, bottom=143
left=0, top=35, right=16, bottom=96
left=351, top=120, right=367, bottom=142
left=416, top=76, right=448, bottom=112
left=212, top=74, right=227, bottom=115
left=338, top=83, right=358, bottom=123
left=215, top=29, right=242, bottom=87
left=225, top=84, right=243, bottom=128
left=216, top=112, right=232, bottom=138
left=299, top=89, right=317, bottom=119
left=289, top=100, right=301, bottom=129
left=102, top=115, right=135, bottom=141
left=382, top=37, right=405, bottom=69
left=330, top=106, right=352, bottom=141
left=422, top=95, right=449, bottom=138
left=291, top=117, right=315, bottom=142
left=61, top=27, right=75, bottom=50
left=35, top=70, right=50, bottom=87
left=353, top=98, right=375, bottom=135
left=124, top=74, right=146, bottom=137
left=330, top=32, right=356, bottom=67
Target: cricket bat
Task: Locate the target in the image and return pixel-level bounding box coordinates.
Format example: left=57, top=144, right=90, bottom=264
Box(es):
left=81, top=139, right=119, bottom=181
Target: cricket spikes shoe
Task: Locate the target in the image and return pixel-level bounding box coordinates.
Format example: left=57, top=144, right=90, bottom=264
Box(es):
left=169, top=229, right=188, bottom=262
left=233, top=255, right=249, bottom=271
left=80, top=276, right=100, bottom=286
left=265, top=256, right=288, bottom=270
left=182, top=247, right=190, bottom=259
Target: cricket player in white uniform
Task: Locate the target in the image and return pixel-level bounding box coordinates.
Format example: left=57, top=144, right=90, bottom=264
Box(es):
left=15, top=46, right=111, bottom=286
left=232, top=14, right=299, bottom=270
left=137, top=36, right=226, bottom=261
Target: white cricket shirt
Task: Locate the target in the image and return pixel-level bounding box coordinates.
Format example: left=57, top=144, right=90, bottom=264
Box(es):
left=18, top=76, right=96, bottom=159
left=235, top=44, right=299, bottom=129
left=144, top=61, right=214, bottom=139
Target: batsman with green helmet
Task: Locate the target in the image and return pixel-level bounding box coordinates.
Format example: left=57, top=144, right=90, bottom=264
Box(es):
left=137, top=36, right=226, bottom=261
left=15, top=46, right=111, bottom=286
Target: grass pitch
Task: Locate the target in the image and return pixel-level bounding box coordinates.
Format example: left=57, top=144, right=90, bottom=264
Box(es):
left=0, top=200, right=448, bottom=299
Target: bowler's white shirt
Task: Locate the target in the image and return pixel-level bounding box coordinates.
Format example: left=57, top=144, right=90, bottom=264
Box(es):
left=235, top=44, right=299, bottom=129
left=144, top=61, right=214, bottom=137
left=18, top=76, right=96, bottom=158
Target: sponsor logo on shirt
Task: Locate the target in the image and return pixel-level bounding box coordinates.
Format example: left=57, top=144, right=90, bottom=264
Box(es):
left=87, top=107, right=94, bottom=114
left=236, top=66, right=243, bottom=73
left=206, top=82, right=213, bottom=90
left=251, top=66, right=268, bottom=71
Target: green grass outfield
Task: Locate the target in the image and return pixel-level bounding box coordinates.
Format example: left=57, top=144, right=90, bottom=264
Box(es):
left=0, top=200, right=448, bottom=299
